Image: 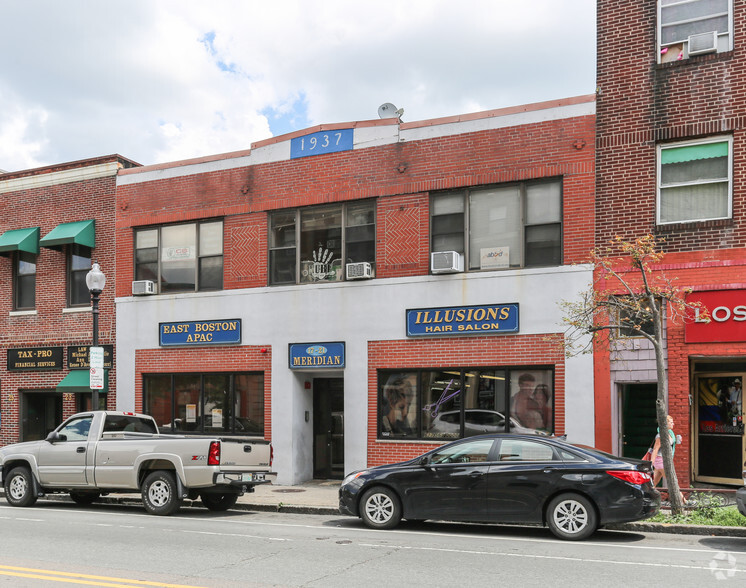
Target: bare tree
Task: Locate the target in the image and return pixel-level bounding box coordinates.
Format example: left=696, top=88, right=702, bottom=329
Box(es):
left=561, top=235, right=707, bottom=515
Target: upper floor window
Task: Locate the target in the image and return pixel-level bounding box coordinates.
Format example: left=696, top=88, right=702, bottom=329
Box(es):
left=657, top=137, right=731, bottom=224
left=269, top=201, right=375, bottom=285
left=14, top=252, right=36, bottom=310
left=431, top=179, right=562, bottom=271
left=659, top=0, right=732, bottom=63
left=134, top=220, right=223, bottom=293
left=68, top=245, right=92, bottom=307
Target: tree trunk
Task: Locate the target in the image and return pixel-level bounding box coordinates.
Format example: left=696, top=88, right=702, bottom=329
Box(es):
left=654, top=337, right=683, bottom=514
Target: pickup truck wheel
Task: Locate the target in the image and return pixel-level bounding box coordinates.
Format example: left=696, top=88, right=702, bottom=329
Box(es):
left=201, top=492, right=239, bottom=512
left=4, top=467, right=38, bottom=507
left=141, top=471, right=181, bottom=516
left=69, top=491, right=100, bottom=506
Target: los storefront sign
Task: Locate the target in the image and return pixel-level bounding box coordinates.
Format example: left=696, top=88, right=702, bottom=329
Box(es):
left=686, top=290, right=746, bottom=343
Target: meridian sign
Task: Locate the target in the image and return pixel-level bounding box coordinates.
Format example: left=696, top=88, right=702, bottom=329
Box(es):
left=289, top=342, right=345, bottom=369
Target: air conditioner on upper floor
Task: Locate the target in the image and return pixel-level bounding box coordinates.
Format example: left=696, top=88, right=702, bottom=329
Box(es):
left=688, top=31, right=717, bottom=55
left=132, top=280, right=155, bottom=295
left=431, top=251, right=464, bottom=274
left=346, top=262, right=373, bottom=280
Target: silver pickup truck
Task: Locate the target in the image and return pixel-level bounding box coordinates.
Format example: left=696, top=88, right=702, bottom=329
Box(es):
left=0, top=411, right=274, bottom=515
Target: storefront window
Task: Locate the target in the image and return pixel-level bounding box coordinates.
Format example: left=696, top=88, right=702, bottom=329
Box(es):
left=144, top=372, right=264, bottom=436
left=509, top=370, right=554, bottom=433
left=378, top=367, right=553, bottom=440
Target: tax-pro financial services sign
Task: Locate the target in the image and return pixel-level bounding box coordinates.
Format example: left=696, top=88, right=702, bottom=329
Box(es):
left=159, top=319, right=242, bottom=346
left=406, top=304, right=519, bottom=337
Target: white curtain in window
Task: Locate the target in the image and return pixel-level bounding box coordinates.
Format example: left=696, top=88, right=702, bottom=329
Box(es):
left=660, top=182, right=728, bottom=223
left=469, top=186, right=521, bottom=268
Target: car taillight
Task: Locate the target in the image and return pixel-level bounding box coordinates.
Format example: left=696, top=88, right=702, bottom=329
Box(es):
left=606, top=470, right=650, bottom=485
left=270, top=444, right=273, bottom=467
left=208, top=441, right=220, bottom=465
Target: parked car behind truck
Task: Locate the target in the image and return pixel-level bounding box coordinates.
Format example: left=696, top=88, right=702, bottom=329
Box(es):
left=0, top=411, right=274, bottom=515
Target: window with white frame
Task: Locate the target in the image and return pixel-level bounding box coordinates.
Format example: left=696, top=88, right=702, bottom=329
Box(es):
left=269, top=201, right=375, bottom=285
left=134, top=220, right=223, bottom=293
left=431, top=179, right=562, bottom=271
left=658, top=0, right=732, bottom=63
left=657, top=137, right=731, bottom=224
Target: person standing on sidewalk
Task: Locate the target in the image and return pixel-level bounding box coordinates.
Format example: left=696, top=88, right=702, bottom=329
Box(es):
left=650, top=414, right=685, bottom=504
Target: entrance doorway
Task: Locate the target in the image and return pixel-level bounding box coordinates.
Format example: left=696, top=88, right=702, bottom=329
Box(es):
left=694, top=373, right=745, bottom=485
left=22, top=391, right=63, bottom=442
left=313, top=378, right=344, bottom=479
left=620, top=383, right=658, bottom=459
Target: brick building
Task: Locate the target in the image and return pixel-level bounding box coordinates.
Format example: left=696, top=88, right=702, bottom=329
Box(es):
left=114, top=96, right=596, bottom=484
left=595, top=0, right=746, bottom=485
left=0, top=156, right=138, bottom=445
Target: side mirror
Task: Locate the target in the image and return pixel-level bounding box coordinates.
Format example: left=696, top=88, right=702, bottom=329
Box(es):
left=45, top=431, right=66, bottom=443
left=419, top=455, right=431, bottom=466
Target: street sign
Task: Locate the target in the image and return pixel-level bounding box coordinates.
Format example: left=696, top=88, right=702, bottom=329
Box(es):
left=89, top=346, right=104, bottom=369
left=89, top=366, right=104, bottom=390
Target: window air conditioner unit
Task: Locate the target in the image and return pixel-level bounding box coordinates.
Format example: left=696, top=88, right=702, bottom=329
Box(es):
left=688, top=31, right=717, bottom=55
left=132, top=280, right=155, bottom=295
left=431, top=251, right=464, bottom=274
left=346, top=262, right=373, bottom=280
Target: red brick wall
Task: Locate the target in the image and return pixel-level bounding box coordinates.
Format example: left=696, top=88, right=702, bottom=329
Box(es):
left=366, top=334, right=565, bottom=466
left=0, top=169, right=119, bottom=445
left=134, top=345, right=273, bottom=441
left=592, top=248, right=746, bottom=486
left=596, top=0, right=746, bottom=250
left=116, top=113, right=596, bottom=295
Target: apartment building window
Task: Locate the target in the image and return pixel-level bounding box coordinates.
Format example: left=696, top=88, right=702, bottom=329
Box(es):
left=431, top=179, right=562, bottom=271
left=659, top=0, right=732, bottom=63
left=134, top=220, right=223, bottom=293
left=657, top=137, right=731, bottom=224
left=269, top=201, right=375, bottom=285
left=14, top=252, right=36, bottom=310
left=68, top=244, right=92, bottom=306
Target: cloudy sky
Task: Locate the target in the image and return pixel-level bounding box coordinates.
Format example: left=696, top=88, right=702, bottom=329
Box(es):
left=0, top=0, right=596, bottom=172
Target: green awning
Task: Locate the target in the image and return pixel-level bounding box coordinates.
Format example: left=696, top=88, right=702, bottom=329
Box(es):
left=40, top=219, right=95, bottom=250
left=56, top=369, right=109, bottom=393
left=661, top=141, right=728, bottom=165
left=0, top=227, right=40, bottom=257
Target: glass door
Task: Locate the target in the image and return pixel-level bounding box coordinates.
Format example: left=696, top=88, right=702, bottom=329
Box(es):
left=694, top=374, right=745, bottom=485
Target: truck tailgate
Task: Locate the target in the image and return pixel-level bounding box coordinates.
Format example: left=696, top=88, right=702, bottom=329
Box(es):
left=219, top=438, right=272, bottom=472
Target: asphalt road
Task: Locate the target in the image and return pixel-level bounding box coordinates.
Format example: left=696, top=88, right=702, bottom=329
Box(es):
left=0, top=500, right=744, bottom=587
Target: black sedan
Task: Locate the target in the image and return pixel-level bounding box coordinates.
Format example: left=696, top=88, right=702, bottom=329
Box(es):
left=339, top=434, right=660, bottom=540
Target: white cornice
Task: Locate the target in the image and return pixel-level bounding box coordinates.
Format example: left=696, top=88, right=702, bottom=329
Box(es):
left=0, top=162, right=122, bottom=194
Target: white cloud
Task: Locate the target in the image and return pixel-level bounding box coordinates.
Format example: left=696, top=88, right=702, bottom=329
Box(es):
left=0, top=0, right=595, bottom=171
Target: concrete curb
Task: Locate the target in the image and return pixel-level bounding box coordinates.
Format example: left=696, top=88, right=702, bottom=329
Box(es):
left=4, top=492, right=746, bottom=536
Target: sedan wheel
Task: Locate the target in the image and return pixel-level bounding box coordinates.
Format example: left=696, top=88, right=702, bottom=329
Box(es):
left=360, top=486, right=402, bottom=530
left=547, top=493, right=598, bottom=540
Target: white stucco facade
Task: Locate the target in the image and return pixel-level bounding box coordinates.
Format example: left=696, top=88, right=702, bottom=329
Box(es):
left=116, top=263, right=594, bottom=484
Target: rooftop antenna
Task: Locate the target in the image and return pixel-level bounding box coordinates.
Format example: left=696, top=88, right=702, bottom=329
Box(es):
left=378, top=102, right=404, bottom=121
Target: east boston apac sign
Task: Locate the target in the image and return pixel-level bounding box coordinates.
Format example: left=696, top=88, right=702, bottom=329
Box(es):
left=289, top=342, right=345, bottom=369
left=406, top=304, right=519, bottom=337
left=159, top=320, right=242, bottom=346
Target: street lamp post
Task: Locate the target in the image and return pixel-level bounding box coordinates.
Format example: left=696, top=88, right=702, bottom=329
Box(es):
left=86, top=262, right=106, bottom=409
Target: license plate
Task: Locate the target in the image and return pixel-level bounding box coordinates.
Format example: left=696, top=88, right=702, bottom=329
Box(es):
left=242, top=473, right=265, bottom=482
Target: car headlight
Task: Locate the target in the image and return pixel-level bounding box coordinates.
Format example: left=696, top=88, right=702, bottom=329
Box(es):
left=342, top=471, right=367, bottom=487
